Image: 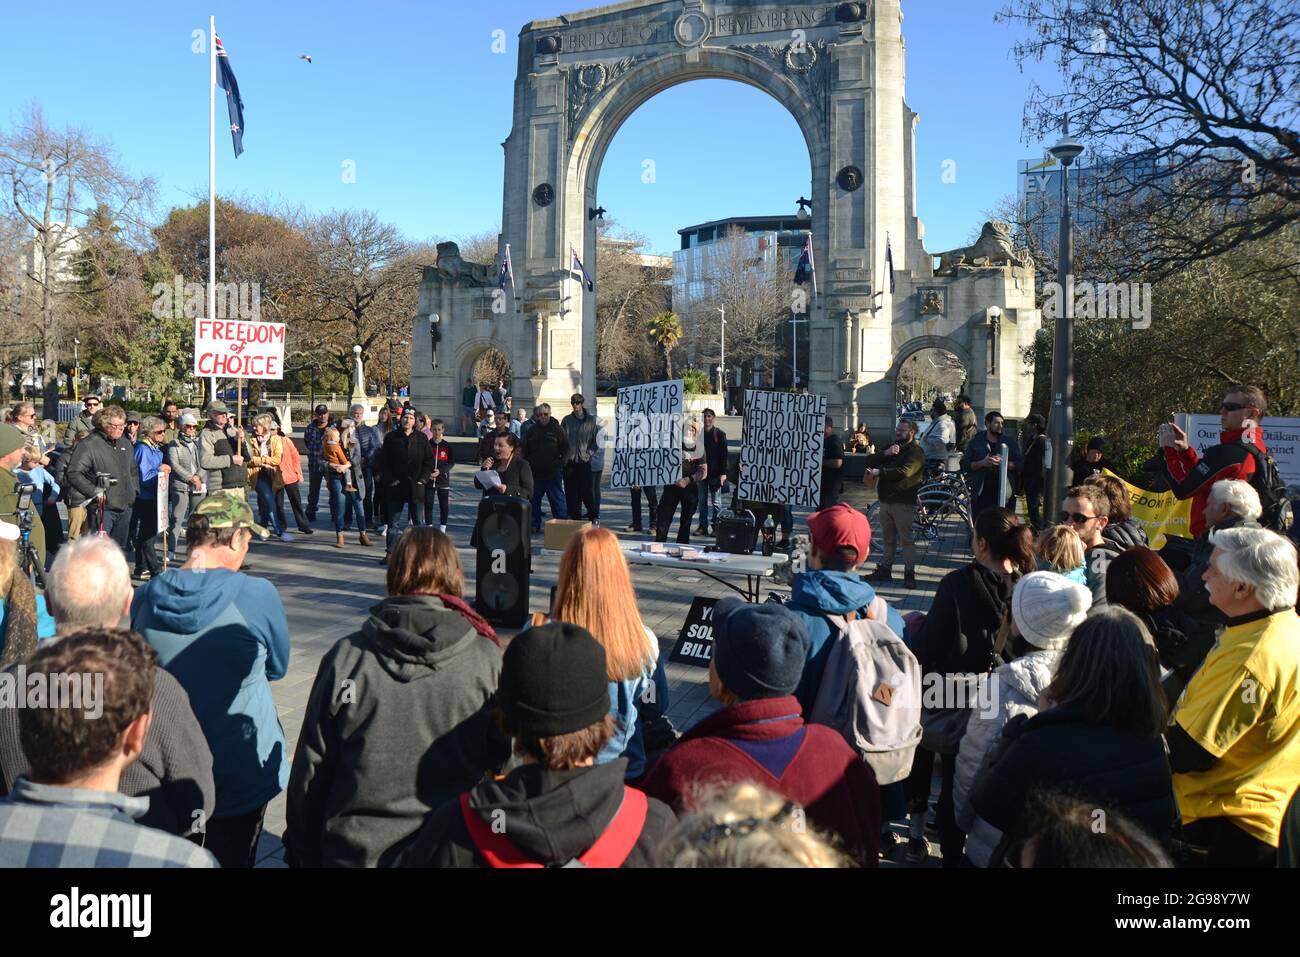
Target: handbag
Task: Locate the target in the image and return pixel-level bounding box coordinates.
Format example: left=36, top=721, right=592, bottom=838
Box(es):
left=918, top=611, right=1010, bottom=756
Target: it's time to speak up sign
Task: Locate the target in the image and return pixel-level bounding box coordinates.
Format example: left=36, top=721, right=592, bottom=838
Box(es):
left=193, top=319, right=286, bottom=380
left=1175, top=414, right=1300, bottom=488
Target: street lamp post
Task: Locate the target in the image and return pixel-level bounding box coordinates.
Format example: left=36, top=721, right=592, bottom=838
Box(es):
left=716, top=305, right=726, bottom=400
left=1046, top=116, right=1085, bottom=520
left=72, top=336, right=80, bottom=404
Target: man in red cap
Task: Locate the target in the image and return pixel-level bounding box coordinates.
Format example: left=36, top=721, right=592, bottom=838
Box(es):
left=786, top=503, right=906, bottom=717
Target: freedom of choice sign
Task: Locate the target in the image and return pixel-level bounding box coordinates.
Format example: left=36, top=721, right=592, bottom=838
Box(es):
left=738, top=389, right=826, bottom=507
left=608, top=380, right=684, bottom=490
left=193, top=319, right=286, bottom=379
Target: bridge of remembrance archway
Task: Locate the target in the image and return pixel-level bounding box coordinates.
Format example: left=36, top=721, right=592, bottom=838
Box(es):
left=412, top=0, right=1039, bottom=433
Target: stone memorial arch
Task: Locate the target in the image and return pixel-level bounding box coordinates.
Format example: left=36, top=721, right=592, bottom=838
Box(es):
left=413, top=0, right=1039, bottom=431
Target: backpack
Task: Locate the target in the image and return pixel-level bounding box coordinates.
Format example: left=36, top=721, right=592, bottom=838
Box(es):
left=459, top=788, right=647, bottom=868
left=1243, top=442, right=1293, bottom=533
left=808, top=610, right=923, bottom=785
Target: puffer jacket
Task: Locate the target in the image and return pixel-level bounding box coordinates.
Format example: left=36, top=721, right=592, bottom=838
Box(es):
left=953, top=648, right=1063, bottom=867
left=279, top=434, right=304, bottom=486
left=1103, top=517, right=1149, bottom=550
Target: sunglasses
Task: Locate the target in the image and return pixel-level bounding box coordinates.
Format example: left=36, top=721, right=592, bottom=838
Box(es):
left=1219, top=401, right=1249, bottom=413
left=1061, top=511, right=1098, bottom=524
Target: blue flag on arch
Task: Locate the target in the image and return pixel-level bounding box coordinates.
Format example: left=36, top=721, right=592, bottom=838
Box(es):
left=216, top=35, right=245, bottom=157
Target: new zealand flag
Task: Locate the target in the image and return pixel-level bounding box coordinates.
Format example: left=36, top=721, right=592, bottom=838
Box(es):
left=216, top=35, right=245, bottom=157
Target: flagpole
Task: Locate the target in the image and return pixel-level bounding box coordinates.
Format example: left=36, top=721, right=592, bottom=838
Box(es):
left=208, top=15, right=218, bottom=406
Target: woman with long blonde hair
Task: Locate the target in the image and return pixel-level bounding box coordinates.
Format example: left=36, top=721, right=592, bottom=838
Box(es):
left=551, top=527, right=673, bottom=780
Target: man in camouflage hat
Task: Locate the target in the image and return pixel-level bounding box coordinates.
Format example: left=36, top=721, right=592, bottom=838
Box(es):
left=130, top=489, right=288, bottom=867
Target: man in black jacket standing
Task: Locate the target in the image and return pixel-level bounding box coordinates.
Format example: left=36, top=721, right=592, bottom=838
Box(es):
left=697, top=409, right=729, bottom=536
left=961, top=410, right=1023, bottom=520
left=377, top=409, right=435, bottom=560
left=521, top=404, right=569, bottom=535
left=561, top=394, right=600, bottom=525
left=65, top=405, right=140, bottom=550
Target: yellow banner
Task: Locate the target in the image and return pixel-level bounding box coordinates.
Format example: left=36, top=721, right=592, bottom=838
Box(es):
left=1101, top=469, right=1193, bottom=549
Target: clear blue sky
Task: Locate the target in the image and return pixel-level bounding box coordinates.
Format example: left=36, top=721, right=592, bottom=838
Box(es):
left=0, top=0, right=1059, bottom=256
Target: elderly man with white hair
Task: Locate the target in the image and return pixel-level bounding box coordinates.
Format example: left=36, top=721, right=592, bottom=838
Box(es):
left=1167, top=479, right=1262, bottom=620
left=1167, top=526, right=1300, bottom=867
left=0, top=536, right=216, bottom=837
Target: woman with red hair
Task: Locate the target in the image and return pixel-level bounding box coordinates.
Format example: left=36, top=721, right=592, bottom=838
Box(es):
left=549, top=527, right=675, bottom=779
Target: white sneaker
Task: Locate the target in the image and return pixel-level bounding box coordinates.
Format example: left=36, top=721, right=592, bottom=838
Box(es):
left=439, top=525, right=447, bottom=533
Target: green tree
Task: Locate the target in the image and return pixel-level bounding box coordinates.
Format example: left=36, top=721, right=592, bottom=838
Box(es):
left=646, top=311, right=682, bottom=380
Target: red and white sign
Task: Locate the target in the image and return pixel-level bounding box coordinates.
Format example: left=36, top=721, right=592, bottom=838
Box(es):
left=193, top=319, right=286, bottom=379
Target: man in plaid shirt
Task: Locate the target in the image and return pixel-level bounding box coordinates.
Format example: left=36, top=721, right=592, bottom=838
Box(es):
left=303, top=403, right=332, bottom=522
left=0, top=629, right=216, bottom=868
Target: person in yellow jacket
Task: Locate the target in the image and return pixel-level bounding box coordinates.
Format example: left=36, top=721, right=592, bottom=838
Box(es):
left=247, top=414, right=293, bottom=543
left=1168, top=526, right=1300, bottom=867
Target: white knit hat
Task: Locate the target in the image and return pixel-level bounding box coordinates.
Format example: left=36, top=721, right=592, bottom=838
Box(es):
left=1011, top=571, right=1092, bottom=649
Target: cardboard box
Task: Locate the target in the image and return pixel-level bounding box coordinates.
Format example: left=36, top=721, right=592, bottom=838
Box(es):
left=544, top=519, right=591, bottom=552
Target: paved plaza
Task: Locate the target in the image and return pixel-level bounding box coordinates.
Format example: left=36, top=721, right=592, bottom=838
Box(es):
left=166, top=441, right=971, bottom=867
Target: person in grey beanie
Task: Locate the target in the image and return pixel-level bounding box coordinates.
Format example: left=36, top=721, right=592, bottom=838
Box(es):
left=397, top=621, right=675, bottom=867
left=642, top=598, right=882, bottom=865
left=953, top=570, right=1092, bottom=866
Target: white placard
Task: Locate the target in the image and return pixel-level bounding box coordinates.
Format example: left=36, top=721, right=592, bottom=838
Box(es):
left=156, top=470, right=170, bottom=531
left=738, top=389, right=827, bottom=506
left=1175, top=414, right=1300, bottom=487
left=608, top=380, right=684, bottom=490
left=193, top=319, right=286, bottom=380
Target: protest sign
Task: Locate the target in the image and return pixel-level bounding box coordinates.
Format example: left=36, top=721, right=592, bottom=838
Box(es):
left=1175, top=414, right=1300, bottom=488
left=1101, top=469, right=1192, bottom=548
left=737, top=389, right=826, bottom=506
left=193, top=319, right=286, bottom=379
left=608, top=379, right=684, bottom=490
left=668, top=597, right=720, bottom=668
left=156, top=470, right=170, bottom=536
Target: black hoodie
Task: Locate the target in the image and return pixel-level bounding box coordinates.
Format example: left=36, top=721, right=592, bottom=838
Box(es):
left=284, top=595, right=510, bottom=867
left=397, top=759, right=676, bottom=868
left=914, top=562, right=1016, bottom=675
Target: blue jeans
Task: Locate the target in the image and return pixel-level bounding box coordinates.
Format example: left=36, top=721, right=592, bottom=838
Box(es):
left=384, top=497, right=423, bottom=552
left=255, top=473, right=283, bottom=536
left=329, top=476, right=365, bottom=534
left=529, top=474, right=568, bottom=532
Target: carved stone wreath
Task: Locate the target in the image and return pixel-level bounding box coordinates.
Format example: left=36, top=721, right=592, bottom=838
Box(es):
left=920, top=289, right=946, bottom=316
left=784, top=41, right=818, bottom=74
left=576, top=63, right=607, bottom=91
left=567, top=54, right=653, bottom=140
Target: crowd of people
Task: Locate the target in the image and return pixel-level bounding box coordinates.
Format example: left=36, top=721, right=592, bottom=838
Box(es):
left=0, top=379, right=1296, bottom=871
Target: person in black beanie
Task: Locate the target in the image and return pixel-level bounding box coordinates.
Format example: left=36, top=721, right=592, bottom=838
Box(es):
left=642, top=599, right=881, bottom=866
left=397, top=621, right=675, bottom=867
left=1071, top=436, right=1112, bottom=486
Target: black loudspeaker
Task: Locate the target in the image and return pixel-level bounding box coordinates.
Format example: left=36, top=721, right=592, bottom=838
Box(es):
left=474, top=496, right=532, bottom=629
left=714, top=510, right=755, bottom=555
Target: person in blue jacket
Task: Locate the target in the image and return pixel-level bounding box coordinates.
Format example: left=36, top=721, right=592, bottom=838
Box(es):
left=130, top=492, right=290, bottom=868
left=131, top=416, right=168, bottom=580
left=787, top=503, right=906, bottom=715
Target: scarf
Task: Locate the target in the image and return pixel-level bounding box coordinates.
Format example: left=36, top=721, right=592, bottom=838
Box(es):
left=0, top=570, right=39, bottom=667
left=413, top=592, right=500, bottom=646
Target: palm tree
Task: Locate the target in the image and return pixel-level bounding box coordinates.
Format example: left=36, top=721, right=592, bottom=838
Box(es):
left=646, top=311, right=682, bottom=380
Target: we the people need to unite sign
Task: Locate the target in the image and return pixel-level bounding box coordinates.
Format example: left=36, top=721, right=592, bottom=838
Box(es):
left=193, top=319, right=286, bottom=379
left=738, top=389, right=826, bottom=507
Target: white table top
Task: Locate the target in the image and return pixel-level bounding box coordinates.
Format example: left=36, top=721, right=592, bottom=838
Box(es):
left=623, top=544, right=789, bottom=578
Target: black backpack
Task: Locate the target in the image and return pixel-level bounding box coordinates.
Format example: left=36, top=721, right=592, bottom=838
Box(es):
left=1244, top=442, right=1293, bottom=533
